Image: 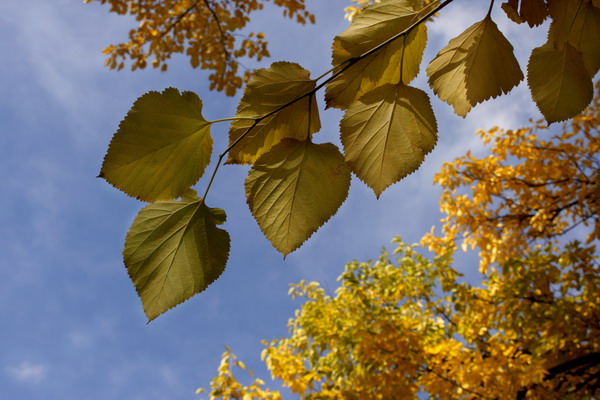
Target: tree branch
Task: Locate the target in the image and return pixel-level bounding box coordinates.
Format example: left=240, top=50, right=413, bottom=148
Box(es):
left=516, top=352, right=600, bottom=399
left=158, top=0, right=202, bottom=40
left=200, top=0, right=457, bottom=204
left=203, top=0, right=231, bottom=60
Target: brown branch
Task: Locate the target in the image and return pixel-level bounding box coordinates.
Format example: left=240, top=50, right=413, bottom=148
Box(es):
left=516, top=352, right=600, bottom=399
left=202, top=0, right=231, bottom=60
left=424, top=366, right=494, bottom=400
left=200, top=0, right=457, bottom=202
left=158, top=0, right=202, bottom=40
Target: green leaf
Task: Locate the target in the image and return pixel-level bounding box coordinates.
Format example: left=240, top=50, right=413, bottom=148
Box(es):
left=227, top=62, right=320, bottom=165
left=325, top=0, right=427, bottom=110
left=527, top=42, right=593, bottom=124
left=124, top=189, right=230, bottom=321
left=427, top=16, right=524, bottom=117
left=246, top=139, right=350, bottom=256
left=340, top=84, right=437, bottom=197
left=100, top=88, right=212, bottom=202
left=548, top=0, right=600, bottom=77
left=501, top=0, right=548, bottom=27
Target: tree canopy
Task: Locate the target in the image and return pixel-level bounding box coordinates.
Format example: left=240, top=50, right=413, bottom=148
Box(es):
left=197, top=83, right=600, bottom=400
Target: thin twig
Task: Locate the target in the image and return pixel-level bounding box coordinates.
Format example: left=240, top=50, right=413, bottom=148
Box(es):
left=159, top=0, right=201, bottom=40
left=203, top=0, right=231, bottom=60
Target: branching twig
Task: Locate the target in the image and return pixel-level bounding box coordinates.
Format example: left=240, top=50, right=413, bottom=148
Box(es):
left=203, top=0, right=231, bottom=60
left=199, top=0, right=457, bottom=203
left=158, top=0, right=202, bottom=40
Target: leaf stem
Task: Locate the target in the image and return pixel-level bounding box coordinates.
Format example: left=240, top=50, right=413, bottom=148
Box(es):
left=486, top=0, right=495, bottom=18
left=208, top=116, right=258, bottom=124
left=313, top=64, right=339, bottom=82
left=307, top=93, right=314, bottom=141
left=200, top=118, right=261, bottom=204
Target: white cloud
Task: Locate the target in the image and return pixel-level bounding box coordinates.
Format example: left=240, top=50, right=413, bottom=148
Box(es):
left=6, top=361, right=48, bottom=384
left=68, top=330, right=94, bottom=349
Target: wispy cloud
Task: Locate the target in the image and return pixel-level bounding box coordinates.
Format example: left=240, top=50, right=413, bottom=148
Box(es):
left=6, top=362, right=48, bottom=384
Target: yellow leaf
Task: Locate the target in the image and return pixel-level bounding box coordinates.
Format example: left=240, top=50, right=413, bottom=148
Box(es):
left=501, top=0, right=548, bottom=27
left=519, top=0, right=549, bottom=26
left=340, top=84, right=437, bottom=197
left=246, top=139, right=351, bottom=256
left=227, top=62, right=320, bottom=164
left=100, top=88, right=213, bottom=201
left=501, top=0, right=524, bottom=23
left=548, top=0, right=600, bottom=76
left=427, top=16, right=523, bottom=117
left=236, top=361, right=247, bottom=370
left=326, top=0, right=427, bottom=109
left=124, top=190, right=230, bottom=321
left=527, top=42, right=593, bottom=123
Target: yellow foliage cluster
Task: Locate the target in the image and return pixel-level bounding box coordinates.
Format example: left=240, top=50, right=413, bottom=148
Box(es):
left=202, top=241, right=599, bottom=399
left=85, top=0, right=314, bottom=95
left=423, top=81, right=600, bottom=272
left=196, top=347, right=282, bottom=399
left=198, top=86, right=600, bottom=399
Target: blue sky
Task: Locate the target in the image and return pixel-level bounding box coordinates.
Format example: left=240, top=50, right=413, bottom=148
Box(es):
left=0, top=1, right=549, bottom=398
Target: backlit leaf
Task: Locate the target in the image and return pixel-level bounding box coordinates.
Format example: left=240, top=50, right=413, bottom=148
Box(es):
left=501, top=0, right=524, bottom=23
left=341, top=84, right=437, bottom=197
left=501, top=0, right=548, bottom=27
left=100, top=88, right=212, bottom=202
left=548, top=0, right=600, bottom=76
left=246, top=139, right=351, bottom=256
left=326, top=0, right=427, bottom=109
left=427, top=16, right=523, bottom=117
left=527, top=42, right=593, bottom=123
left=227, top=62, right=320, bottom=165
left=124, top=189, right=230, bottom=321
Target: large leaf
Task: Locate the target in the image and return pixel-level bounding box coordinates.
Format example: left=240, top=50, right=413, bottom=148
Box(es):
left=100, top=88, right=212, bottom=202
left=548, top=0, right=600, bottom=77
left=246, top=139, right=351, bottom=256
left=325, top=0, right=427, bottom=109
left=527, top=42, right=593, bottom=124
left=124, top=190, right=230, bottom=321
left=427, top=16, right=523, bottom=117
left=227, top=62, right=320, bottom=165
left=501, top=0, right=548, bottom=27
left=341, top=84, right=437, bottom=197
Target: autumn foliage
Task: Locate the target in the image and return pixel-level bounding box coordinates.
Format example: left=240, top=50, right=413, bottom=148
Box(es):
left=423, top=81, right=600, bottom=272
left=94, top=0, right=600, bottom=320
left=85, top=0, right=314, bottom=95
left=89, top=0, right=600, bottom=395
left=197, top=89, right=600, bottom=399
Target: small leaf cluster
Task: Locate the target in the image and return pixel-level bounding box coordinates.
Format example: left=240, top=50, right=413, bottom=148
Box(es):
left=99, top=0, right=600, bottom=320
left=85, top=0, right=314, bottom=95
left=195, top=347, right=282, bottom=399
